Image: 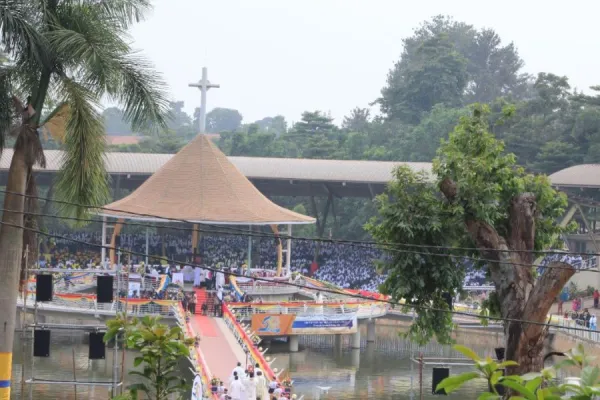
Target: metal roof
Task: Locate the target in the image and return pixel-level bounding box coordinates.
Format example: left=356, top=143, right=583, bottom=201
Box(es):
left=548, top=164, right=600, bottom=188
left=1, top=148, right=594, bottom=188
left=0, top=149, right=433, bottom=184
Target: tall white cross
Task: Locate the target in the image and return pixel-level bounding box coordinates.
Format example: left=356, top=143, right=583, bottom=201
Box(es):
left=188, top=67, right=220, bottom=133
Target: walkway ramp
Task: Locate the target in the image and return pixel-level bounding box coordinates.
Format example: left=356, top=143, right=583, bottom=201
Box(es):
left=192, top=289, right=245, bottom=382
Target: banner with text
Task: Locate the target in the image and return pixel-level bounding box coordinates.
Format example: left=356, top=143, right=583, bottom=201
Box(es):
left=251, top=314, right=296, bottom=336
left=291, top=314, right=358, bottom=335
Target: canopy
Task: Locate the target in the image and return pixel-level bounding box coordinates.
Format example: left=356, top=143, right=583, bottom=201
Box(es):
left=100, top=134, right=315, bottom=225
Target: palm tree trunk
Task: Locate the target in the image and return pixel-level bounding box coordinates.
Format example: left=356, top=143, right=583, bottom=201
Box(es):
left=0, top=144, right=28, bottom=399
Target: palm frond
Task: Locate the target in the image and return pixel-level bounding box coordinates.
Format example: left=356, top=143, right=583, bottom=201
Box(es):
left=49, top=2, right=129, bottom=92
left=109, top=52, right=170, bottom=132
left=0, top=63, right=17, bottom=150
left=59, top=0, right=152, bottom=29
left=54, top=77, right=109, bottom=222
left=0, top=0, right=51, bottom=68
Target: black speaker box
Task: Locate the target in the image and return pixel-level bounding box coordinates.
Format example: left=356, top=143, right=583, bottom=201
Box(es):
left=495, top=347, right=506, bottom=361
left=115, top=235, right=121, bottom=247
left=34, top=329, right=50, bottom=357
left=432, top=367, right=449, bottom=395
left=89, top=332, right=106, bottom=360
left=36, top=274, right=53, bottom=302
left=97, top=275, right=114, bottom=303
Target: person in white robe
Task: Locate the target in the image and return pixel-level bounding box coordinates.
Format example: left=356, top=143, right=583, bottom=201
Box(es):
left=243, top=373, right=257, bottom=400
left=255, top=371, right=268, bottom=400
left=193, top=267, right=202, bottom=287
left=230, top=376, right=244, bottom=400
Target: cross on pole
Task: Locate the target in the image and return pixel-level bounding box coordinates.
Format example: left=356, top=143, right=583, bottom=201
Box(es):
left=188, top=67, right=220, bottom=133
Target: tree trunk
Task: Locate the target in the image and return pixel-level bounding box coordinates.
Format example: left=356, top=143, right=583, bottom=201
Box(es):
left=440, top=181, right=576, bottom=375
left=0, top=144, right=29, bottom=398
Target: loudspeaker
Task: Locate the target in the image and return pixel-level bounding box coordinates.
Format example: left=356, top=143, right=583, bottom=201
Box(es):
left=432, top=367, right=449, bottom=395
left=36, top=274, right=53, bottom=302
left=115, top=235, right=121, bottom=247
left=34, top=329, right=50, bottom=357
left=97, top=275, right=114, bottom=303
left=495, top=347, right=505, bottom=361
left=89, top=332, right=106, bottom=360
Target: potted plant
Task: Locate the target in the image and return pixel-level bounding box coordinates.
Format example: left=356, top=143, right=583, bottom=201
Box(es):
left=210, top=377, right=219, bottom=393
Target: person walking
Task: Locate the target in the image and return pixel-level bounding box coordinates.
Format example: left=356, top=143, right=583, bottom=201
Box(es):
left=594, top=289, right=599, bottom=309
left=189, top=292, right=197, bottom=315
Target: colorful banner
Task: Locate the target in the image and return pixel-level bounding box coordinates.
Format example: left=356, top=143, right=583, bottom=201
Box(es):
left=251, top=314, right=296, bottom=336
left=291, top=314, right=357, bottom=334
left=157, top=275, right=170, bottom=292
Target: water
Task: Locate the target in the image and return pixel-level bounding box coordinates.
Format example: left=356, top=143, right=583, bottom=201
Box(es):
left=269, top=323, right=503, bottom=399
left=10, top=323, right=501, bottom=399
left=10, top=330, right=194, bottom=400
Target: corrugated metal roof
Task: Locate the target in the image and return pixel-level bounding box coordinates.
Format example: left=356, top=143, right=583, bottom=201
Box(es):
left=0, top=149, right=433, bottom=184
left=6, top=147, right=594, bottom=187
left=548, top=164, right=600, bottom=187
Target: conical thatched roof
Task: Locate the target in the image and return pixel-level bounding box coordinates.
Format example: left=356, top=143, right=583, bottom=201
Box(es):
left=101, top=135, right=315, bottom=225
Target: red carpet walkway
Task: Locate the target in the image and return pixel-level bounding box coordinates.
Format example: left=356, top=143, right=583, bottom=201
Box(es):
left=191, top=289, right=239, bottom=383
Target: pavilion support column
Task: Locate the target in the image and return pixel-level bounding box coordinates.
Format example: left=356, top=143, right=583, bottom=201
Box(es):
left=286, top=224, right=292, bottom=276
left=309, top=192, right=332, bottom=263
left=109, top=219, right=124, bottom=266
left=145, top=227, right=149, bottom=265
left=247, top=225, right=252, bottom=271
left=101, top=217, right=107, bottom=266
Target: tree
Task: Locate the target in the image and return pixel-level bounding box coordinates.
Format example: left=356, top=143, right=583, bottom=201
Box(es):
left=105, top=315, right=193, bottom=400
left=286, top=111, right=338, bottom=158
left=342, top=107, right=371, bottom=133
left=367, top=104, right=575, bottom=374
left=206, top=107, right=243, bottom=133
left=380, top=33, right=468, bottom=124
left=254, top=115, right=287, bottom=136
left=0, top=2, right=170, bottom=396
left=103, top=107, right=133, bottom=135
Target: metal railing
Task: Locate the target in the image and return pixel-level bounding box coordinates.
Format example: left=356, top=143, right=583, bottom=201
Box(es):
left=552, top=315, right=600, bottom=342
left=228, top=300, right=388, bottom=320
left=16, top=292, right=178, bottom=318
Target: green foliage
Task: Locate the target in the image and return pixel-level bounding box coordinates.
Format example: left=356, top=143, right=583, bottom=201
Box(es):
left=104, top=315, right=193, bottom=400
left=0, top=0, right=170, bottom=220
left=437, top=344, right=600, bottom=399
left=366, top=105, right=571, bottom=344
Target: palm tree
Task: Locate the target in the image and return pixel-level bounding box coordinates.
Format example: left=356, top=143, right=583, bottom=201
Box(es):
left=0, top=1, right=170, bottom=393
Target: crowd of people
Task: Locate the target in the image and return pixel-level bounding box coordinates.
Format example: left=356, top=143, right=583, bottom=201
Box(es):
left=217, top=362, right=291, bottom=400
left=45, top=231, right=595, bottom=292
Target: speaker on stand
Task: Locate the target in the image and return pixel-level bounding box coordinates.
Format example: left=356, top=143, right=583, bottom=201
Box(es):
left=89, top=332, right=106, bottom=360
left=432, top=367, right=450, bottom=395
left=36, top=274, right=53, bottom=302
left=33, top=329, right=51, bottom=357
left=97, top=275, right=114, bottom=303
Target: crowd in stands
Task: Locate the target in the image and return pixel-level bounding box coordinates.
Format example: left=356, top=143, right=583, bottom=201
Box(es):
left=43, top=231, right=591, bottom=292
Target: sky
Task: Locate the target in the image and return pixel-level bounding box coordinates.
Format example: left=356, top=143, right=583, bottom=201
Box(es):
left=129, top=0, right=600, bottom=125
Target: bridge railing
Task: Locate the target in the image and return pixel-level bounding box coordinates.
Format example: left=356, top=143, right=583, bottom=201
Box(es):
left=228, top=300, right=388, bottom=319
left=222, top=304, right=283, bottom=384
left=174, top=304, right=219, bottom=400
left=17, top=292, right=178, bottom=318
left=550, top=315, right=600, bottom=342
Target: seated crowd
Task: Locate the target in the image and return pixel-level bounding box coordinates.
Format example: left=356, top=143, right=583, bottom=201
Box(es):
left=42, top=231, right=583, bottom=292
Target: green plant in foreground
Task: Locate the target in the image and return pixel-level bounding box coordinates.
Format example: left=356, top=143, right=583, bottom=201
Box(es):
left=437, top=344, right=600, bottom=399
left=104, top=315, right=194, bottom=400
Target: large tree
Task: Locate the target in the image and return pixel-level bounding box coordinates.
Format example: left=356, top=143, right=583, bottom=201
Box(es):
left=0, top=1, right=169, bottom=395
left=205, top=107, right=243, bottom=133
left=367, top=104, right=575, bottom=374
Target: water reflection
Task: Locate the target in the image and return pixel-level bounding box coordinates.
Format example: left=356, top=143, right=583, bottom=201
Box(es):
left=11, top=331, right=194, bottom=400
left=269, top=324, right=502, bottom=399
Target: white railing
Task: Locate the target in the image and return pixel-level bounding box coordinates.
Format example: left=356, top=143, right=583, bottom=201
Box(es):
left=553, top=316, right=600, bottom=342
left=237, top=283, right=299, bottom=296
left=228, top=301, right=388, bottom=320
left=16, top=293, right=178, bottom=318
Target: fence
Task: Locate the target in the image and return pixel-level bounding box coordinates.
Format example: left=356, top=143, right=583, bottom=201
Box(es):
left=228, top=300, right=388, bottom=320
left=17, top=292, right=178, bottom=318
left=551, top=315, right=600, bottom=342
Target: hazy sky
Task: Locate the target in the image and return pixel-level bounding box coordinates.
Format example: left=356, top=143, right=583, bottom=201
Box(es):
left=130, top=0, right=600, bottom=125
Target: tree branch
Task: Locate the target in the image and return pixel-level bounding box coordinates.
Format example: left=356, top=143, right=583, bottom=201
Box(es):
left=522, top=261, right=575, bottom=339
